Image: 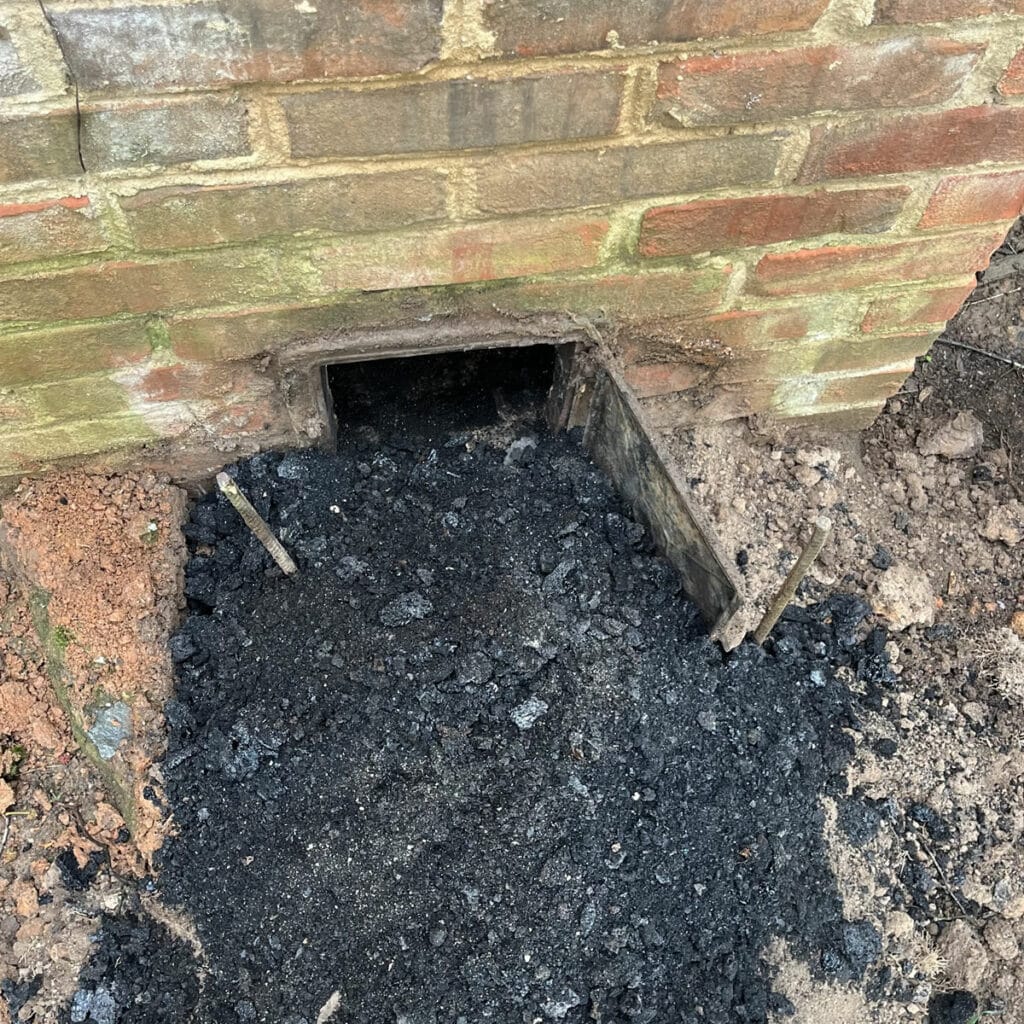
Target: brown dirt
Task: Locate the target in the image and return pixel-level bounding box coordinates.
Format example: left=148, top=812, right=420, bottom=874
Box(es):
left=667, top=218, right=1024, bottom=1018
left=0, top=472, right=187, bottom=1022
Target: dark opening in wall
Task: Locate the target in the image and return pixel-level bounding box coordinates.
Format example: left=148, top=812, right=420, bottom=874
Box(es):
left=325, top=344, right=562, bottom=446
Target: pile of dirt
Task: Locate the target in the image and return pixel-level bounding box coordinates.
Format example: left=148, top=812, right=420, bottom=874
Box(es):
left=0, top=472, right=187, bottom=1022
left=60, top=406, right=912, bottom=1022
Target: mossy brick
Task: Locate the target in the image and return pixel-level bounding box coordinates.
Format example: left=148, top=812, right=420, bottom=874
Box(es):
left=616, top=309, right=809, bottom=364
left=873, top=0, right=1024, bottom=21
left=772, top=405, right=882, bottom=431
left=20, top=373, right=134, bottom=422
left=167, top=266, right=733, bottom=362
left=0, top=196, right=110, bottom=265
left=310, top=215, right=609, bottom=294
left=639, top=188, right=910, bottom=259
left=472, top=135, right=784, bottom=216
left=119, top=170, right=448, bottom=251
left=0, top=321, right=151, bottom=386
left=1000, top=47, right=1024, bottom=96
left=654, top=40, right=981, bottom=128
left=919, top=170, right=1024, bottom=228
left=861, top=283, right=975, bottom=332
left=815, top=368, right=912, bottom=407
left=809, top=332, right=936, bottom=374
left=0, top=108, right=81, bottom=183
left=481, top=0, right=829, bottom=56
left=799, top=106, right=1024, bottom=182
left=80, top=95, right=251, bottom=171
left=0, top=249, right=311, bottom=326
left=45, top=0, right=443, bottom=92
left=751, top=230, right=1006, bottom=297
left=0, top=414, right=157, bottom=475
left=281, top=71, right=624, bottom=160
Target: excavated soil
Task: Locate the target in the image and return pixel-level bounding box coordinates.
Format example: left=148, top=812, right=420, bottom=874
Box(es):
left=60, top=392, right=897, bottom=1024
left=0, top=223, right=1021, bottom=1024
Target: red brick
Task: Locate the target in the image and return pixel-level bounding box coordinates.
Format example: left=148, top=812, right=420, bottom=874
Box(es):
left=639, top=188, right=909, bottom=258
left=0, top=321, right=151, bottom=386
left=311, top=215, right=609, bottom=293
left=919, top=170, right=1024, bottom=228
left=281, top=71, right=624, bottom=159
left=640, top=380, right=777, bottom=428
left=120, top=171, right=448, bottom=250
left=874, top=0, right=1024, bottom=22
left=751, top=230, right=1005, bottom=297
left=80, top=95, right=251, bottom=171
left=473, top=135, right=783, bottom=215
left=0, top=108, right=81, bottom=183
left=654, top=40, right=981, bottom=127
left=0, top=250, right=306, bottom=326
left=861, top=283, right=975, bottom=332
left=0, top=196, right=109, bottom=264
left=46, top=0, right=443, bottom=91
left=998, top=47, right=1024, bottom=96
left=624, top=363, right=706, bottom=398
left=617, top=309, right=809, bottom=363
left=481, top=0, right=829, bottom=56
left=799, top=106, right=1024, bottom=182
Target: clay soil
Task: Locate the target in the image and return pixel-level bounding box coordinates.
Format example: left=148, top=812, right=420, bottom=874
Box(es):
left=0, top=222, right=1022, bottom=1024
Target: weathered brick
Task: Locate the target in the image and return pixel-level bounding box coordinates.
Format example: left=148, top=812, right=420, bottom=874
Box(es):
left=1, top=417, right=158, bottom=475
left=0, top=4, right=41, bottom=96
left=120, top=170, right=448, bottom=250
left=815, top=368, right=911, bottom=407
left=800, top=106, right=1024, bottom=182
left=281, top=71, right=624, bottom=159
left=481, top=0, right=829, bottom=56
left=0, top=108, right=81, bottom=183
left=0, top=250, right=307, bottom=326
left=617, top=309, right=809, bottom=363
left=311, top=215, right=609, bottom=293
left=998, top=47, right=1024, bottom=96
left=46, top=0, right=443, bottom=92
left=752, top=230, right=1005, bottom=297
left=874, top=0, right=1024, bottom=22
left=654, top=40, right=981, bottom=127
left=0, top=196, right=109, bottom=265
left=640, top=380, right=777, bottom=429
left=639, top=188, right=909, bottom=259
left=168, top=267, right=733, bottom=362
left=0, top=321, right=151, bottom=386
left=810, top=333, right=935, bottom=374
left=624, top=363, right=706, bottom=398
left=773, top=405, right=883, bottom=431
left=80, top=95, right=251, bottom=171
left=861, top=283, right=974, bottom=332
left=473, top=135, right=783, bottom=216
left=919, top=170, right=1024, bottom=228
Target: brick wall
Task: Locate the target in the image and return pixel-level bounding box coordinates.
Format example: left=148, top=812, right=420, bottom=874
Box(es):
left=1, top=0, right=1024, bottom=480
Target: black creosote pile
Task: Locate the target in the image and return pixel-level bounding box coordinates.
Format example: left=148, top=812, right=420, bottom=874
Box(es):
left=65, top=360, right=903, bottom=1024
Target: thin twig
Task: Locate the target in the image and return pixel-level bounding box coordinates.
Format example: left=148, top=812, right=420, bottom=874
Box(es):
left=0, top=814, right=9, bottom=861
left=965, top=285, right=1022, bottom=306
left=934, top=338, right=1024, bottom=371
left=216, top=473, right=298, bottom=575
left=753, top=516, right=833, bottom=645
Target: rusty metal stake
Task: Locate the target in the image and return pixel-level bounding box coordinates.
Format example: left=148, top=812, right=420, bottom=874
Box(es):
left=216, top=472, right=297, bottom=575
left=753, top=516, right=833, bottom=645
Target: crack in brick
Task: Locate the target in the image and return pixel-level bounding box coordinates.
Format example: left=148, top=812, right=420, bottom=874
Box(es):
left=36, top=0, right=86, bottom=174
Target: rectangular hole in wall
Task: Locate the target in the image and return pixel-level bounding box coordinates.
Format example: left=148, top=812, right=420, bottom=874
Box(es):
left=325, top=344, right=569, bottom=447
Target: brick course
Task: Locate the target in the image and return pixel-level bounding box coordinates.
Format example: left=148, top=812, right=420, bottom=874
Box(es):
left=0, top=0, right=1023, bottom=476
